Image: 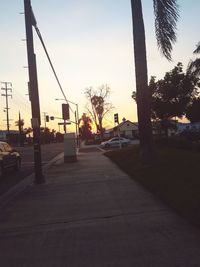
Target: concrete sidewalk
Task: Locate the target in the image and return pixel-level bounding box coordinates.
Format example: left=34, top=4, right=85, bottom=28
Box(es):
left=0, top=147, right=200, bottom=267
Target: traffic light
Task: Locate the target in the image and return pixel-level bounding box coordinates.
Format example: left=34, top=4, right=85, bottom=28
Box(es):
left=46, top=115, right=49, bottom=122
left=50, top=116, right=54, bottom=120
left=62, top=103, right=70, bottom=120
left=114, top=113, right=119, bottom=123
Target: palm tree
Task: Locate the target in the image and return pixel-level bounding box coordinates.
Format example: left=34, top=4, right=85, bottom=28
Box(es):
left=15, top=113, right=25, bottom=146
left=15, top=119, right=25, bottom=129
left=188, top=42, right=200, bottom=77
left=131, top=0, right=179, bottom=163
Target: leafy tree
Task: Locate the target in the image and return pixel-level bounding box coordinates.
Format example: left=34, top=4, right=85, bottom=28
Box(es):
left=85, top=84, right=114, bottom=138
left=79, top=113, right=93, bottom=141
left=149, top=63, right=200, bottom=135
left=40, top=127, right=55, bottom=144
left=151, top=63, right=199, bottom=118
left=186, top=98, right=200, bottom=123
left=133, top=63, right=200, bottom=136
left=23, top=127, right=32, bottom=135
left=131, top=0, right=179, bottom=162
left=55, top=132, right=64, bottom=142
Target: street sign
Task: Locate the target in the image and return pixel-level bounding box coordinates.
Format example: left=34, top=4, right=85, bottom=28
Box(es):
left=58, top=122, right=71, bottom=125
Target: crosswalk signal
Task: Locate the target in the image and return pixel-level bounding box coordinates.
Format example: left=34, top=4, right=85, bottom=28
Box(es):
left=114, top=113, right=119, bottom=124
left=62, top=103, right=70, bottom=120
left=46, top=115, right=49, bottom=122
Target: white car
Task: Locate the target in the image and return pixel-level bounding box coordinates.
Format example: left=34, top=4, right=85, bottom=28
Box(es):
left=100, top=137, right=130, bottom=148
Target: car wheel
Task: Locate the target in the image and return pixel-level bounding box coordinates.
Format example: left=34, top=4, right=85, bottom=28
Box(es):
left=105, top=143, right=110, bottom=148
left=14, top=158, right=21, bottom=171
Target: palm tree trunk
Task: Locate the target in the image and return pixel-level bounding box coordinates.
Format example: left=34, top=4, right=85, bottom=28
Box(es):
left=131, top=0, right=153, bottom=163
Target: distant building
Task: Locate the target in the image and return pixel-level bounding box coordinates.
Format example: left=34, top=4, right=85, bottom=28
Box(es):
left=177, top=122, right=200, bottom=133
left=104, top=120, right=139, bottom=139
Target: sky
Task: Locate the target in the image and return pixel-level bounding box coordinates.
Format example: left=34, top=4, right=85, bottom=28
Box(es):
left=0, top=0, right=199, bottom=133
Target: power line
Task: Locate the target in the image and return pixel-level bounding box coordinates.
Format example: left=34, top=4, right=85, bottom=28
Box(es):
left=33, top=25, right=73, bottom=111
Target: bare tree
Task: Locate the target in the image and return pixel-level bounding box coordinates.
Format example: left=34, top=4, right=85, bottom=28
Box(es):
left=85, top=84, right=114, bottom=137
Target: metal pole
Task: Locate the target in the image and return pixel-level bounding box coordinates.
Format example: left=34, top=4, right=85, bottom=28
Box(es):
left=43, top=112, right=47, bottom=128
left=5, top=84, right=10, bottom=135
left=74, top=110, right=78, bottom=146
left=64, top=120, right=67, bottom=134
left=24, top=0, right=44, bottom=184
left=19, top=111, right=23, bottom=146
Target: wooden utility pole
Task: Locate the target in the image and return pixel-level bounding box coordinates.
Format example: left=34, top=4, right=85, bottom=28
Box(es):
left=24, top=0, right=44, bottom=184
left=18, top=111, right=23, bottom=146
left=1, top=82, right=12, bottom=136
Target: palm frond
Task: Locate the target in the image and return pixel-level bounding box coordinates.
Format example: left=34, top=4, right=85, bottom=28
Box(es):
left=188, top=58, right=200, bottom=77
left=153, top=0, right=179, bottom=61
left=194, top=42, right=200, bottom=54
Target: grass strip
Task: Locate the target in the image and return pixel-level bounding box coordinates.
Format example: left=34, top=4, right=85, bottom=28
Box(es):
left=105, top=145, right=200, bottom=226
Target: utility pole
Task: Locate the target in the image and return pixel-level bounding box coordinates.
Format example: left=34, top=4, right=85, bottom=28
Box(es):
left=18, top=111, right=23, bottom=146
left=42, top=112, right=47, bottom=128
left=1, top=82, right=12, bottom=136
left=24, top=0, right=44, bottom=184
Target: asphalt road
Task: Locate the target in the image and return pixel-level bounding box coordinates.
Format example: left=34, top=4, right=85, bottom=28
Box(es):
left=0, top=142, right=64, bottom=196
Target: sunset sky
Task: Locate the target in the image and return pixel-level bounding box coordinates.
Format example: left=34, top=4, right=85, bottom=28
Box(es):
left=0, top=0, right=199, bottom=132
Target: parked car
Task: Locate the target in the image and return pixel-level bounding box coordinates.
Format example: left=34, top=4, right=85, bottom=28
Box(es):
left=0, top=142, right=21, bottom=177
left=100, top=137, right=130, bottom=148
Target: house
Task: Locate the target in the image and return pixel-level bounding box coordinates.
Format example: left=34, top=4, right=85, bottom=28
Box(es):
left=177, top=122, right=200, bottom=133
left=152, top=120, right=178, bottom=137
left=104, top=120, right=139, bottom=140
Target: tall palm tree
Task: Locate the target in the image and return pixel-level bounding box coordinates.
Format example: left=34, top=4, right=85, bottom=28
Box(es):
left=15, top=112, right=25, bottom=146
left=131, top=0, right=179, bottom=163
left=188, top=42, right=200, bottom=77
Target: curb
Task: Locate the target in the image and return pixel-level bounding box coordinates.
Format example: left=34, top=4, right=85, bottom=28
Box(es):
left=0, top=152, right=64, bottom=209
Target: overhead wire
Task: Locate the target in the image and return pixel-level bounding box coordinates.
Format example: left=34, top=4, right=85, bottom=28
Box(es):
left=33, top=23, right=74, bottom=114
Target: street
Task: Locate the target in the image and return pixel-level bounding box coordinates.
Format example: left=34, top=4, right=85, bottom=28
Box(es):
left=0, top=142, right=64, bottom=196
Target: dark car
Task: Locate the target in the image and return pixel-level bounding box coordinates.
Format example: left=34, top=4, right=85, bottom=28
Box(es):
left=0, top=142, right=21, bottom=177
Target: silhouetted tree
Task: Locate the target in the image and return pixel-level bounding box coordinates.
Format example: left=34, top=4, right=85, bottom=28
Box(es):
left=150, top=63, right=199, bottom=135
left=133, top=63, right=200, bottom=137
left=151, top=63, right=199, bottom=118
left=79, top=113, right=93, bottom=141
left=40, top=127, right=51, bottom=144
left=15, top=115, right=25, bottom=146
left=15, top=118, right=24, bottom=129
left=24, top=127, right=32, bottom=135
left=55, top=132, right=64, bottom=142
left=85, top=84, right=114, bottom=138
left=131, top=0, right=179, bottom=162
left=186, top=98, right=200, bottom=123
